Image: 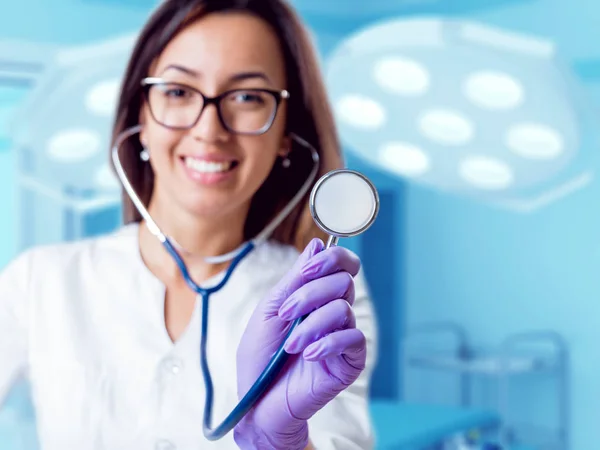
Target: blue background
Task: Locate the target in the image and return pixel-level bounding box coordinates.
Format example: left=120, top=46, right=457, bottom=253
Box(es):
left=0, top=0, right=599, bottom=449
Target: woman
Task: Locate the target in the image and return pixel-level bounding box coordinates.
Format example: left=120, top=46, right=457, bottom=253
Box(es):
left=0, top=0, right=378, bottom=448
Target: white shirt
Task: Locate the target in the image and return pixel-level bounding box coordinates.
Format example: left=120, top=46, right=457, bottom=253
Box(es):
left=0, top=223, right=378, bottom=450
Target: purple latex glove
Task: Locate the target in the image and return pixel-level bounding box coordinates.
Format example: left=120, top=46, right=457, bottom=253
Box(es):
left=234, top=238, right=366, bottom=450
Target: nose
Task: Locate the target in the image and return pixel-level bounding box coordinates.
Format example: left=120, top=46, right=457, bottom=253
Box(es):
left=189, top=102, right=229, bottom=143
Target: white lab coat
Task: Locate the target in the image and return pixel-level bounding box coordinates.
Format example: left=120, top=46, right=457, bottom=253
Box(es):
left=0, top=223, right=378, bottom=450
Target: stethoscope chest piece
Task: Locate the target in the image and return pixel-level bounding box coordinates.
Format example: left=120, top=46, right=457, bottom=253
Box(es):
left=309, top=169, right=379, bottom=247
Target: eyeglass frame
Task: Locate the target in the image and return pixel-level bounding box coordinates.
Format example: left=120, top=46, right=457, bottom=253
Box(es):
left=140, top=77, right=290, bottom=136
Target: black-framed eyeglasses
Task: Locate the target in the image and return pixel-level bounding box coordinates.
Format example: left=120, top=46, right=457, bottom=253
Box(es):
left=140, top=77, right=290, bottom=135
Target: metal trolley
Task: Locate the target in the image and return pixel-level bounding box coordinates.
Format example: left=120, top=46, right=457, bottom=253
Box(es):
left=400, top=322, right=569, bottom=449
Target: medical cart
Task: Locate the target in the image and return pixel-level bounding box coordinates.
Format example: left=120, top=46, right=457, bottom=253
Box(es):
left=400, top=322, right=569, bottom=450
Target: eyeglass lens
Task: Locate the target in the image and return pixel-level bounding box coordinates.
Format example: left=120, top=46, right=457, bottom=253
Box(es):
left=148, top=83, right=278, bottom=133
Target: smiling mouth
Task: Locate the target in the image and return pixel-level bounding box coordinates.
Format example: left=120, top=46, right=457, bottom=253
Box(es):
left=182, top=156, right=239, bottom=174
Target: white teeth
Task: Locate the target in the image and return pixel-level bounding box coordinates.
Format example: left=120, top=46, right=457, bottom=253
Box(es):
left=184, top=157, right=233, bottom=173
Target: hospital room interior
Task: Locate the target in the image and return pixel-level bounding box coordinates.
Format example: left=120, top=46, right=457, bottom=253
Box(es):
left=0, top=0, right=598, bottom=449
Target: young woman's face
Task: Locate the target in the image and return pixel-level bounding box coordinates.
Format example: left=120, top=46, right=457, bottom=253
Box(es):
left=139, top=12, right=288, bottom=221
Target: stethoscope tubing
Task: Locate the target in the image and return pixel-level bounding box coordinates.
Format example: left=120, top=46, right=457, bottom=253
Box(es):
left=111, top=125, right=322, bottom=440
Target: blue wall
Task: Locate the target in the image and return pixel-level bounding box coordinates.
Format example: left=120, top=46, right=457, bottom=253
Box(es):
left=349, top=159, right=408, bottom=401
left=404, top=176, right=600, bottom=450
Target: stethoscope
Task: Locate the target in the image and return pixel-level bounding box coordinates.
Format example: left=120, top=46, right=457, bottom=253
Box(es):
left=111, top=125, right=380, bottom=440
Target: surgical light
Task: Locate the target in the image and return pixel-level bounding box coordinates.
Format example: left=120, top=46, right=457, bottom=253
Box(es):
left=373, top=56, right=430, bottom=97
left=85, top=78, right=121, bottom=117
left=418, top=109, right=475, bottom=147
left=463, top=70, right=524, bottom=111
left=334, top=94, right=387, bottom=130
left=47, top=128, right=101, bottom=162
left=8, top=34, right=137, bottom=248
left=379, top=142, right=430, bottom=177
left=325, top=18, right=599, bottom=211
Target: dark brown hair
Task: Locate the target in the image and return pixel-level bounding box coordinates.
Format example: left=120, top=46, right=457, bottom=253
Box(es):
left=110, top=0, right=343, bottom=251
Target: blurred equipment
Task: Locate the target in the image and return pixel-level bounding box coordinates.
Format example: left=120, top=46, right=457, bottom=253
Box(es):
left=402, top=322, right=569, bottom=449
left=9, top=35, right=137, bottom=250
left=325, top=17, right=600, bottom=212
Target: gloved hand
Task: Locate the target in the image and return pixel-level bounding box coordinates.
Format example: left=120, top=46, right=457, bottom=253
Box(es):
left=233, top=238, right=366, bottom=450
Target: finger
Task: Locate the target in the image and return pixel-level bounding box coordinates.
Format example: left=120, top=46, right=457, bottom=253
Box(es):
left=262, top=238, right=324, bottom=314
left=283, top=299, right=356, bottom=354
left=278, top=272, right=355, bottom=321
left=292, top=238, right=324, bottom=272
left=303, top=328, right=366, bottom=369
left=300, top=246, right=361, bottom=282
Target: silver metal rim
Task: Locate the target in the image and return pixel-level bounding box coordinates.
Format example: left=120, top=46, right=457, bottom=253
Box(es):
left=309, top=169, right=380, bottom=238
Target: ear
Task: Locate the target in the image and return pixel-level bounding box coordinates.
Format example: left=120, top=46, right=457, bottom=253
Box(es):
left=139, top=133, right=147, bottom=149
left=278, top=135, right=292, bottom=158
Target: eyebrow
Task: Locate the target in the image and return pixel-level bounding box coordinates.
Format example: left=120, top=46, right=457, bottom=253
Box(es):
left=161, top=64, right=199, bottom=77
left=161, top=64, right=273, bottom=85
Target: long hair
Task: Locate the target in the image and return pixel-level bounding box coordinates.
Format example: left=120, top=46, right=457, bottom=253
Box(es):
left=110, top=0, right=343, bottom=251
